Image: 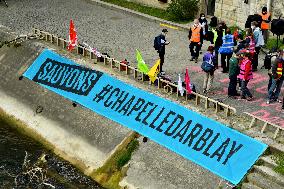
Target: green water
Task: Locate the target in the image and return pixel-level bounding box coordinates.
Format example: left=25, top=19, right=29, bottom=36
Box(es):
left=0, top=118, right=103, bottom=189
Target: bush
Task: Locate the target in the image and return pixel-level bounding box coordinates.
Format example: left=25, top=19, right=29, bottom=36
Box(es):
left=266, top=37, right=284, bottom=51
left=167, top=0, right=199, bottom=21
left=273, top=153, right=284, bottom=175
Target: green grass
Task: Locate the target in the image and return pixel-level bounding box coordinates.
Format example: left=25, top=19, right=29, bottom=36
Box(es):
left=92, top=137, right=139, bottom=189
left=266, top=37, right=284, bottom=51
left=273, top=153, right=284, bottom=175
left=101, top=0, right=191, bottom=24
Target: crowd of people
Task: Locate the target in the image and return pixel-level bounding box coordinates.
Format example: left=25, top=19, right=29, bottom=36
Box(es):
left=155, top=6, right=284, bottom=109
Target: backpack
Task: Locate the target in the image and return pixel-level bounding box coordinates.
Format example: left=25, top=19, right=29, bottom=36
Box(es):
left=201, top=55, right=214, bottom=72
left=264, top=54, right=272, bottom=70
left=154, top=35, right=161, bottom=51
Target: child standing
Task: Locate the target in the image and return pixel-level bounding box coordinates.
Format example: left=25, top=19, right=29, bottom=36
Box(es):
left=238, top=52, right=253, bottom=101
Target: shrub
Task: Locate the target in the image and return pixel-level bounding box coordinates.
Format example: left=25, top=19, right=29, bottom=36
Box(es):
left=167, top=0, right=199, bottom=21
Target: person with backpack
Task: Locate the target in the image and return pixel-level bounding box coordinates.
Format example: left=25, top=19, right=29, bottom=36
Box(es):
left=228, top=52, right=240, bottom=98
left=154, top=29, right=170, bottom=73
left=219, top=28, right=235, bottom=73
left=251, top=21, right=264, bottom=71
left=201, top=45, right=216, bottom=94
left=267, top=51, right=284, bottom=104
left=188, top=19, right=203, bottom=63
left=238, top=51, right=253, bottom=101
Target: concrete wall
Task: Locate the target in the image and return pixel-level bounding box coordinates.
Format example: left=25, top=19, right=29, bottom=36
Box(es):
left=215, top=0, right=284, bottom=28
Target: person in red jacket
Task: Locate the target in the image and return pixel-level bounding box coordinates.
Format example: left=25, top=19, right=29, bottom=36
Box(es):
left=238, top=51, right=253, bottom=101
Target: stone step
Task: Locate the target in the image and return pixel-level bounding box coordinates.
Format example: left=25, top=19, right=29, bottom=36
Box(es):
left=260, top=155, right=278, bottom=169
left=247, top=172, right=284, bottom=189
left=242, top=182, right=263, bottom=189
left=253, top=165, right=284, bottom=187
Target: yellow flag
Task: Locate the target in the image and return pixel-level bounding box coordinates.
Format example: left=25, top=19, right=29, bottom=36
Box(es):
left=148, top=59, right=160, bottom=83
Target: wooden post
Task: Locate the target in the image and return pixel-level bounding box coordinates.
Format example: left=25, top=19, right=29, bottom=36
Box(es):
left=56, top=37, right=59, bottom=46
left=205, top=97, right=209, bottom=109
left=225, top=107, right=230, bottom=117
left=134, top=69, right=137, bottom=78
left=83, top=48, right=86, bottom=57
left=50, top=34, right=53, bottom=43
left=215, top=103, right=220, bottom=113
left=274, top=128, right=280, bottom=139
left=195, top=95, right=200, bottom=105
left=249, top=117, right=256, bottom=128
left=261, top=122, right=268, bottom=133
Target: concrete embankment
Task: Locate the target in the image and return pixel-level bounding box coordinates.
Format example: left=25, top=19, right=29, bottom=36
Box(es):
left=0, top=26, right=130, bottom=177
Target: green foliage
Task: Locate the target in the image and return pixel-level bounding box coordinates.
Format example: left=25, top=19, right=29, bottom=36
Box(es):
left=266, top=37, right=284, bottom=51
left=167, top=0, right=198, bottom=21
left=117, top=139, right=139, bottom=169
left=273, top=153, right=284, bottom=175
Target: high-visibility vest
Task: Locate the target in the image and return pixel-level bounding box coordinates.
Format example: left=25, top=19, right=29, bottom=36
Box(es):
left=212, top=28, right=225, bottom=43
left=276, top=62, right=283, bottom=79
left=238, top=58, right=253, bottom=80
left=219, top=34, right=234, bottom=54
left=261, top=12, right=270, bottom=30
left=248, top=36, right=256, bottom=52
left=190, top=26, right=201, bottom=42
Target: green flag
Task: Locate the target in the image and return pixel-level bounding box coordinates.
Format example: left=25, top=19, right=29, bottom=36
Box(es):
left=136, top=49, right=149, bottom=74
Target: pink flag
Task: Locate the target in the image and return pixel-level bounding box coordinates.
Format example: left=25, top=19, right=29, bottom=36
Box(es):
left=67, top=19, right=78, bottom=51
left=185, top=68, right=192, bottom=94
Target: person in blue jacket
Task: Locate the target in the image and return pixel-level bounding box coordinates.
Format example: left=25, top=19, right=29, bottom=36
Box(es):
left=219, top=28, right=235, bottom=73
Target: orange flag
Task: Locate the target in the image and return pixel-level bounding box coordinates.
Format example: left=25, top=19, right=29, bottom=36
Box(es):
left=185, top=68, right=192, bottom=94
left=67, top=19, right=78, bottom=51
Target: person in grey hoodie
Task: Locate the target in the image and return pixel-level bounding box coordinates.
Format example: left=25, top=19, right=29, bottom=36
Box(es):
left=251, top=21, right=264, bottom=71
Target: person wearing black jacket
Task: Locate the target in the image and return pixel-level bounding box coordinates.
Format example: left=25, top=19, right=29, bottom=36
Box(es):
left=214, top=22, right=227, bottom=68
left=157, top=29, right=170, bottom=73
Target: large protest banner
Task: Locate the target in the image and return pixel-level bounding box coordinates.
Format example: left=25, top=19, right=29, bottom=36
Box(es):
left=23, top=49, right=267, bottom=185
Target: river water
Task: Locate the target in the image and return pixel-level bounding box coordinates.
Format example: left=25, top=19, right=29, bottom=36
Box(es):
left=0, top=118, right=103, bottom=189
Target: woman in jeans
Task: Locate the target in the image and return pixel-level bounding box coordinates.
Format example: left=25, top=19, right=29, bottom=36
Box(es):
left=202, top=45, right=217, bottom=94
left=238, top=52, right=253, bottom=101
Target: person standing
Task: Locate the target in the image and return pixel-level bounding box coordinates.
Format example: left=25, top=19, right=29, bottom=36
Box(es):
left=251, top=21, right=264, bottom=71
left=212, top=22, right=226, bottom=68
left=238, top=52, right=253, bottom=101
left=260, top=6, right=271, bottom=44
left=188, top=19, right=203, bottom=63
left=202, top=45, right=216, bottom=94
left=219, top=28, right=235, bottom=73
left=155, top=29, right=170, bottom=73
left=199, top=13, right=208, bottom=50
left=228, top=53, right=240, bottom=98
left=267, top=53, right=284, bottom=104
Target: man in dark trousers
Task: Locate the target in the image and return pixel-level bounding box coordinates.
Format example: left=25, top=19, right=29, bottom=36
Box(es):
left=188, top=19, right=203, bottom=63
left=156, top=29, right=170, bottom=73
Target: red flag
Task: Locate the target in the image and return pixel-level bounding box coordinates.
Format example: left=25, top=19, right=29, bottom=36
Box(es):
left=185, top=68, right=192, bottom=94
left=67, top=19, right=77, bottom=51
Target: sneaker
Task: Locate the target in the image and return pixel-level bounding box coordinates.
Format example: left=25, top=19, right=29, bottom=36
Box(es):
left=247, top=97, right=253, bottom=101
left=266, top=100, right=270, bottom=104
left=276, top=99, right=282, bottom=103
left=203, top=89, right=207, bottom=94
left=190, top=57, right=195, bottom=61
left=195, top=58, right=198, bottom=63
left=238, top=87, right=241, bottom=91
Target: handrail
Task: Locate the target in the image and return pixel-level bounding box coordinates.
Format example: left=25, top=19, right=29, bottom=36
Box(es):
left=244, top=112, right=284, bottom=139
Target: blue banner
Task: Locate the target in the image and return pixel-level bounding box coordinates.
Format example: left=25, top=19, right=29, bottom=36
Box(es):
left=23, top=49, right=267, bottom=185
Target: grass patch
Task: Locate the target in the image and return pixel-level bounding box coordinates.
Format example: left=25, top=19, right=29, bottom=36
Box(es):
left=101, top=0, right=191, bottom=24
left=92, top=134, right=139, bottom=189
left=273, top=152, right=284, bottom=175
left=266, top=37, right=284, bottom=51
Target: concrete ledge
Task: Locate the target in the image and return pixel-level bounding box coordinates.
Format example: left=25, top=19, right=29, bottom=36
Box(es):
left=89, top=0, right=190, bottom=31
left=241, top=182, right=262, bottom=189
left=253, top=165, right=284, bottom=187
left=247, top=172, right=283, bottom=189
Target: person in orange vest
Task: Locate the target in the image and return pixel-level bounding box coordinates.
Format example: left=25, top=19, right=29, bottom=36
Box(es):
left=267, top=52, right=284, bottom=104
left=238, top=51, right=253, bottom=101
left=260, top=6, right=271, bottom=44
left=188, top=19, right=203, bottom=63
